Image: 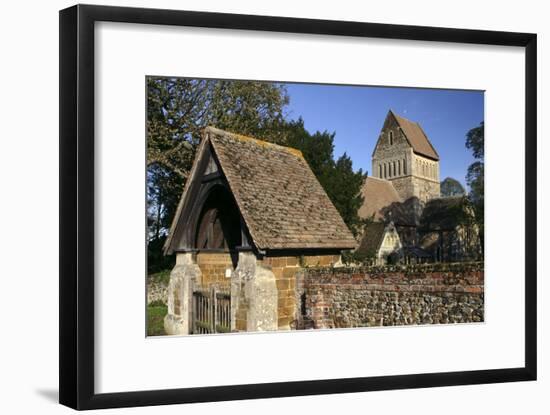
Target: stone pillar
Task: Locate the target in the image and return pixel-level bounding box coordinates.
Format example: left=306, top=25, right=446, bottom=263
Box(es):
left=164, top=252, right=202, bottom=335
left=231, top=251, right=278, bottom=332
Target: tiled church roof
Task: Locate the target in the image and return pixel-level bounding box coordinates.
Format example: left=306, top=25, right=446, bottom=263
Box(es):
left=358, top=176, right=402, bottom=221
left=166, top=127, right=357, bottom=252
left=392, top=111, right=439, bottom=160
left=356, top=221, right=386, bottom=258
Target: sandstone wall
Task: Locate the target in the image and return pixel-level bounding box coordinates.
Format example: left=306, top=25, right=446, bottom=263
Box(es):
left=297, top=262, right=484, bottom=329
left=260, top=254, right=340, bottom=330
left=196, top=252, right=234, bottom=289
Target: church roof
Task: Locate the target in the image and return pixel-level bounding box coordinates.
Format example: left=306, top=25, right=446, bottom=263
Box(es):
left=356, top=221, right=386, bottom=258
left=165, top=127, right=357, bottom=253
left=358, top=176, right=402, bottom=221
left=391, top=111, right=439, bottom=160
left=380, top=196, right=424, bottom=227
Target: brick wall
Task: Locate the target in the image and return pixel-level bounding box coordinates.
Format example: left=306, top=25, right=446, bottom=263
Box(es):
left=297, top=262, right=484, bottom=329
left=196, top=252, right=234, bottom=289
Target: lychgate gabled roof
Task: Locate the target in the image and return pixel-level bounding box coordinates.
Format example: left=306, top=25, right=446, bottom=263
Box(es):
left=165, top=127, right=357, bottom=253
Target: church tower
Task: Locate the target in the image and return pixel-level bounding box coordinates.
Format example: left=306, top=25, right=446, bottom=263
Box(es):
left=372, top=110, right=440, bottom=203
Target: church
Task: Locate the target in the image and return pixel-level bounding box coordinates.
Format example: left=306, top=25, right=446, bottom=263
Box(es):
left=357, top=110, right=481, bottom=264
left=371, top=109, right=440, bottom=202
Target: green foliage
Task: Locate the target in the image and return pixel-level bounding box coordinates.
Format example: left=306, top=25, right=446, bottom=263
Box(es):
left=285, top=118, right=366, bottom=236
left=466, top=161, right=484, bottom=207
left=465, top=122, right=484, bottom=160
left=440, top=177, right=466, bottom=197
left=146, top=304, right=167, bottom=336
left=148, top=269, right=172, bottom=286
left=328, top=154, right=366, bottom=236
left=147, top=235, right=175, bottom=274
left=147, top=78, right=289, bottom=176
left=148, top=299, right=167, bottom=307
left=420, top=196, right=474, bottom=230
left=341, top=249, right=374, bottom=266
left=465, top=122, right=484, bottom=249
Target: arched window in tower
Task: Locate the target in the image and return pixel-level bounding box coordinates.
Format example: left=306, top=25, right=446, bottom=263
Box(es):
left=389, top=131, right=394, bottom=145
left=383, top=163, right=387, bottom=178
left=398, top=160, right=401, bottom=176
left=378, top=164, right=382, bottom=178
left=393, top=161, right=396, bottom=176
left=403, top=159, right=407, bottom=175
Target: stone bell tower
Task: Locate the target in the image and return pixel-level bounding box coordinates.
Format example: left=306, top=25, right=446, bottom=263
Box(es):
left=372, top=110, right=440, bottom=203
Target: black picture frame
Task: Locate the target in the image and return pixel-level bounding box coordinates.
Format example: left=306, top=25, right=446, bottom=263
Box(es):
left=59, top=4, right=537, bottom=410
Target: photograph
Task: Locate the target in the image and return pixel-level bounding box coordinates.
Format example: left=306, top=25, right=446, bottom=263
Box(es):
left=146, top=77, right=485, bottom=336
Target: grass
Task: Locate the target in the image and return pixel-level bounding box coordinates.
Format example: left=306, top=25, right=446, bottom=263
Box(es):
left=146, top=269, right=171, bottom=336
left=147, top=303, right=168, bottom=336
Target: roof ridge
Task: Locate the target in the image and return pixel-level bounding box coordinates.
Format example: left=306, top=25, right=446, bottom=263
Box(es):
left=393, top=111, right=413, bottom=124
left=366, top=175, right=392, bottom=183
left=205, top=126, right=304, bottom=159
left=414, top=122, right=440, bottom=158
left=389, top=112, right=439, bottom=160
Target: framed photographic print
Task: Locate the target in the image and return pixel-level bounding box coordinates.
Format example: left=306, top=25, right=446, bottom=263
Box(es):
left=59, top=4, right=537, bottom=410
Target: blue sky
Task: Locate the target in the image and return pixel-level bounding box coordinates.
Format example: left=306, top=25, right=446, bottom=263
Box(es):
left=283, top=83, right=484, bottom=189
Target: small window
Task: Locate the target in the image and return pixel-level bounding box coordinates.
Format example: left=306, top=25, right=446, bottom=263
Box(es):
left=389, top=131, right=394, bottom=145
left=398, top=160, right=401, bottom=176
left=403, top=159, right=407, bottom=175
left=379, top=164, right=382, bottom=178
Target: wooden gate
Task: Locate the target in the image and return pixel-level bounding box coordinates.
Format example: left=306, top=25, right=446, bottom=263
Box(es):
left=192, top=287, right=231, bottom=334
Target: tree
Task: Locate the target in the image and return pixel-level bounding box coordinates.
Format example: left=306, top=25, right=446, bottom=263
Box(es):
left=285, top=118, right=365, bottom=236
left=466, top=122, right=484, bottom=160
left=327, top=153, right=366, bottom=236
left=147, top=78, right=289, bottom=179
left=440, top=177, right=466, bottom=197
left=146, top=78, right=289, bottom=272
left=465, top=122, right=484, bottom=249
